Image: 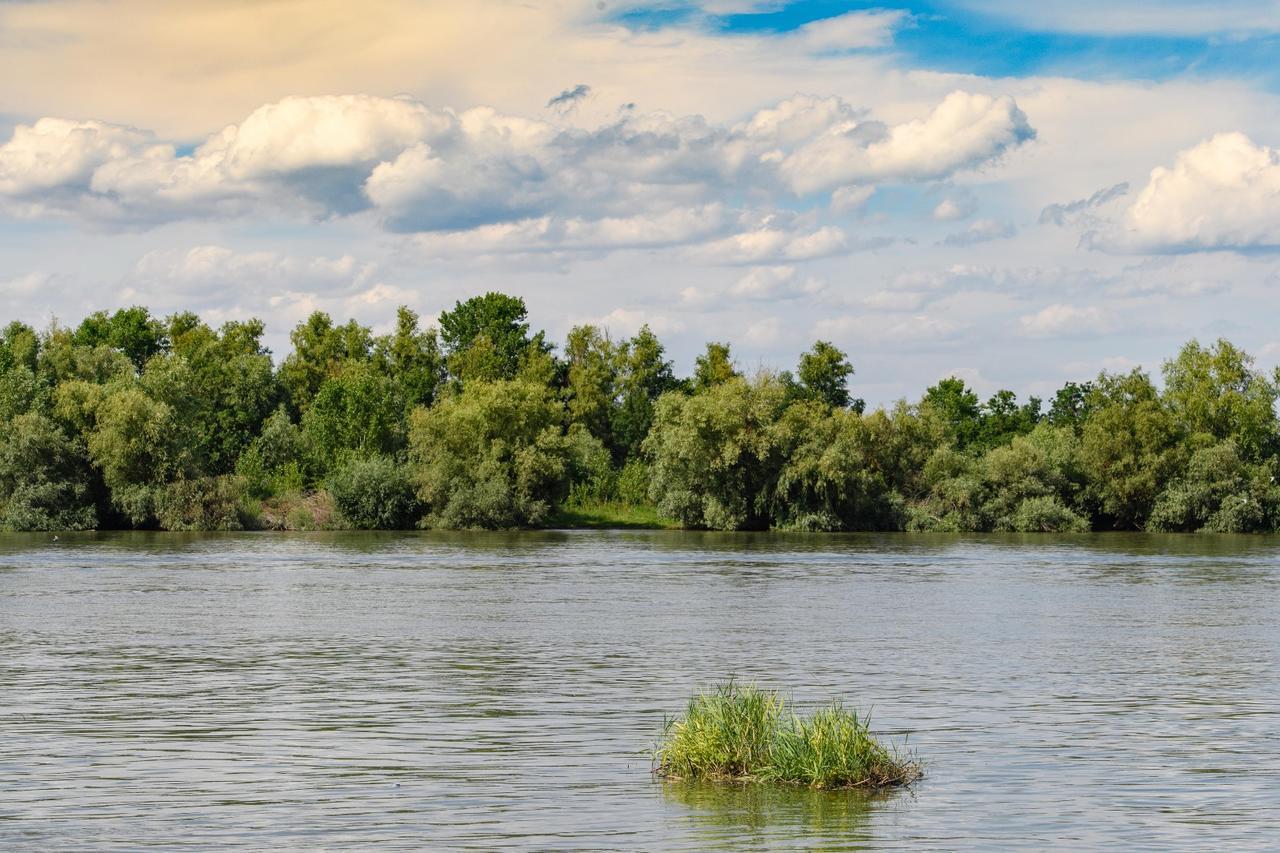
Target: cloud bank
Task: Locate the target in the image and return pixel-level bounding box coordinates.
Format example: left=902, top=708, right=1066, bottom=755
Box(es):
left=0, top=91, right=1036, bottom=251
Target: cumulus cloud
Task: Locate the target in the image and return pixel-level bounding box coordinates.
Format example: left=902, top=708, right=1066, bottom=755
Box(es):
left=778, top=91, right=1035, bottom=194
left=0, top=90, right=1035, bottom=243
left=1096, top=133, right=1280, bottom=253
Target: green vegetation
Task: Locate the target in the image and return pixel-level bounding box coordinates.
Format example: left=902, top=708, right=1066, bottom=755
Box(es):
left=1, top=296, right=1279, bottom=532
left=654, top=681, right=920, bottom=790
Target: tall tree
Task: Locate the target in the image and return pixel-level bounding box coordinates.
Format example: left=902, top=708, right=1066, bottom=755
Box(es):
left=612, top=325, right=678, bottom=460
left=279, top=312, right=372, bottom=413
left=796, top=340, right=858, bottom=411
left=563, top=324, right=618, bottom=448
left=693, top=341, right=739, bottom=390
left=922, top=377, right=981, bottom=450
left=438, top=292, right=548, bottom=383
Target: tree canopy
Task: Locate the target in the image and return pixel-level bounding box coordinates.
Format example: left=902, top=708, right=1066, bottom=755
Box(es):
left=0, top=302, right=1276, bottom=535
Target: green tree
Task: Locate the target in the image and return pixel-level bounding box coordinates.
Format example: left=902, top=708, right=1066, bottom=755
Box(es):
left=980, top=424, right=1089, bottom=532
left=771, top=402, right=899, bottom=530
left=0, top=321, right=40, bottom=373
left=905, top=446, right=986, bottom=532
left=438, top=292, right=549, bottom=383
left=1162, top=339, right=1279, bottom=460
left=0, top=412, right=97, bottom=530
left=563, top=324, right=618, bottom=448
left=409, top=379, right=571, bottom=528
left=86, top=386, right=185, bottom=525
left=140, top=319, right=279, bottom=476
left=612, top=325, right=678, bottom=460
left=1047, top=381, right=1094, bottom=430
left=73, top=307, right=166, bottom=372
left=1079, top=369, right=1183, bottom=529
left=1147, top=441, right=1280, bottom=533
left=302, top=365, right=405, bottom=470
left=279, top=312, right=372, bottom=413
left=236, top=406, right=315, bottom=498
left=921, top=377, right=981, bottom=450
left=975, top=390, right=1041, bottom=451
left=645, top=373, right=788, bottom=530
left=693, top=342, right=740, bottom=390
left=371, top=307, right=444, bottom=411
left=796, top=340, right=859, bottom=411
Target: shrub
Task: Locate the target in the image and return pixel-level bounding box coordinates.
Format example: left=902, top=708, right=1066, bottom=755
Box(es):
left=327, top=455, right=420, bottom=529
left=1006, top=495, right=1090, bottom=533
left=156, top=475, right=246, bottom=531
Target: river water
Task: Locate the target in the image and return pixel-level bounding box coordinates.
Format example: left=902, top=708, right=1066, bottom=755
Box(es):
left=1, top=531, right=1277, bottom=849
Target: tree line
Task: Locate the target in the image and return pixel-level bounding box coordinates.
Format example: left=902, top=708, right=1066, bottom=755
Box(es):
left=1, top=292, right=1278, bottom=533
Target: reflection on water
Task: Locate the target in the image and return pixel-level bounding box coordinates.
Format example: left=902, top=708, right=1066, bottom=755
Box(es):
left=662, top=781, right=886, bottom=851
left=1, top=530, right=1279, bottom=849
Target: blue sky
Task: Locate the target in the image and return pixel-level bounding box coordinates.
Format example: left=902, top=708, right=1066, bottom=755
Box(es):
left=618, top=0, right=1280, bottom=84
left=1, top=0, right=1279, bottom=404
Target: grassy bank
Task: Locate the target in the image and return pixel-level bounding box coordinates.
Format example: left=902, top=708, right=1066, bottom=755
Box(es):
left=547, top=500, right=677, bottom=530
left=655, top=681, right=920, bottom=790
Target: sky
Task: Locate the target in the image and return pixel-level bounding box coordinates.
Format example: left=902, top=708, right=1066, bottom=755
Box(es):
left=2, top=0, right=1280, bottom=406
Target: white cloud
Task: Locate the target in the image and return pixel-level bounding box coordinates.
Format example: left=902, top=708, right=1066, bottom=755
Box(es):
left=693, top=224, right=848, bottom=264
left=1098, top=133, right=1280, bottom=253
left=1018, top=303, right=1119, bottom=337
left=786, top=11, right=908, bottom=52
left=0, top=90, right=1034, bottom=240
left=779, top=91, right=1035, bottom=194
left=729, top=265, right=826, bottom=300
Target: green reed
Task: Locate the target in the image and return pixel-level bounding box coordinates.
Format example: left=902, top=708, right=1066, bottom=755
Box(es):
left=655, top=681, right=921, bottom=790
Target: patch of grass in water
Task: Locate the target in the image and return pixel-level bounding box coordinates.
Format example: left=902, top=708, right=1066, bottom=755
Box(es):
left=655, top=681, right=921, bottom=790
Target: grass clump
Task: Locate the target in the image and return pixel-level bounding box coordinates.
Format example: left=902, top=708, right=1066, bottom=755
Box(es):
left=655, top=681, right=921, bottom=790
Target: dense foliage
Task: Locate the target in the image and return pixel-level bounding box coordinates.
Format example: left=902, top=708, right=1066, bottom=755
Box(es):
left=2, top=296, right=1278, bottom=532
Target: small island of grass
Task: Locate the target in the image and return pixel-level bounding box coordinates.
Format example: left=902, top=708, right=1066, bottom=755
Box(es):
left=655, top=681, right=921, bottom=790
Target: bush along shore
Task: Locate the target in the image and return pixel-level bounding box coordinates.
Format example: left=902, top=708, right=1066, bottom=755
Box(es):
left=654, top=682, right=921, bottom=790
left=2, top=292, right=1280, bottom=532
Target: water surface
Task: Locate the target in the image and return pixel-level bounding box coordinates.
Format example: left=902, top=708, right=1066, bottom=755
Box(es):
left=2, top=531, right=1278, bottom=849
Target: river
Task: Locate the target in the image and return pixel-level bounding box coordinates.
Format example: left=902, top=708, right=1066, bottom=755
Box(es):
left=2, top=531, right=1277, bottom=849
